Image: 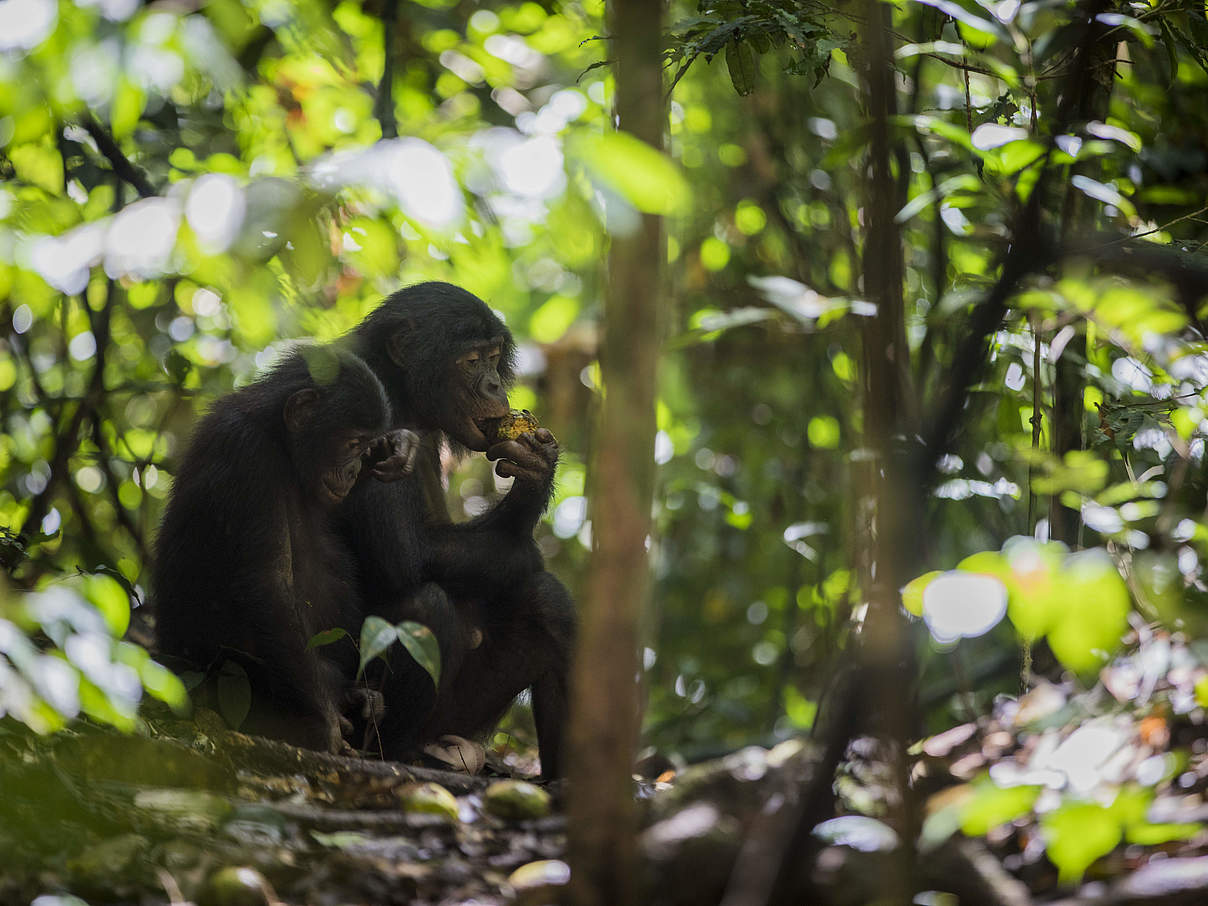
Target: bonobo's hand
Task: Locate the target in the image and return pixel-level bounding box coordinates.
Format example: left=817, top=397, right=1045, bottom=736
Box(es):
left=486, top=427, right=558, bottom=485
left=344, top=686, right=386, bottom=722
left=366, top=429, right=420, bottom=482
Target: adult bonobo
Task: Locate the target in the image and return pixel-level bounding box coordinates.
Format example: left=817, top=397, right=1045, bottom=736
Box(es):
left=341, top=281, right=576, bottom=778
left=154, top=346, right=396, bottom=753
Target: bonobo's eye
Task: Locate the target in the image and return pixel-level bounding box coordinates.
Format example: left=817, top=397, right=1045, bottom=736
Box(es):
left=345, top=437, right=363, bottom=455
left=459, top=351, right=481, bottom=371
left=488, top=346, right=501, bottom=367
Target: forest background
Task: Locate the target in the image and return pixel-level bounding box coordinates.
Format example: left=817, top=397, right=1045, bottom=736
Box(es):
left=3, top=0, right=1208, bottom=899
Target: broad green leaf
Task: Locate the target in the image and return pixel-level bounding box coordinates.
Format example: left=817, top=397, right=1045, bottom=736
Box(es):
left=901, top=570, right=942, bottom=617
left=567, top=131, right=689, bottom=216
left=358, top=615, right=398, bottom=677
left=1047, top=550, right=1129, bottom=673
left=139, top=659, right=189, bottom=711
left=79, top=677, right=138, bottom=733
left=83, top=574, right=131, bottom=637
left=111, top=77, right=146, bottom=140
left=395, top=620, right=441, bottom=687
left=1041, top=802, right=1122, bottom=882
left=725, top=39, right=758, bottom=96
left=1126, top=822, right=1202, bottom=845
left=529, top=295, right=579, bottom=344
left=959, top=780, right=1041, bottom=836
left=1071, top=175, right=1136, bottom=219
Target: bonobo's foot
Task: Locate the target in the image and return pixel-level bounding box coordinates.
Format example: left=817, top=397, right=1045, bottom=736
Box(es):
left=422, top=734, right=486, bottom=774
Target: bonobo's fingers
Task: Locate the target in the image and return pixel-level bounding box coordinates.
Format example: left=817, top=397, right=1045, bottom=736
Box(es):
left=487, top=433, right=558, bottom=484
left=369, top=429, right=420, bottom=481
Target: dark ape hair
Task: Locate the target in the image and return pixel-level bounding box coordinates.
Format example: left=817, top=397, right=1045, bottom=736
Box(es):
left=350, top=281, right=518, bottom=424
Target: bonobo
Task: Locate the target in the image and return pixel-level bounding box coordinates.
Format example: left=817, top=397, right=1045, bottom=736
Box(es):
left=153, top=346, right=393, bottom=753
left=340, top=281, right=577, bottom=778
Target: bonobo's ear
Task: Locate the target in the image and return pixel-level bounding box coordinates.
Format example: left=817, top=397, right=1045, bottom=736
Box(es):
left=387, top=326, right=410, bottom=368
left=284, top=388, right=320, bottom=434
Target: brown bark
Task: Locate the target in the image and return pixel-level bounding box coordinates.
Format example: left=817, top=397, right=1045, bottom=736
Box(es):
left=858, top=0, right=917, bottom=900
left=1049, top=32, right=1115, bottom=546
left=565, top=2, right=665, bottom=906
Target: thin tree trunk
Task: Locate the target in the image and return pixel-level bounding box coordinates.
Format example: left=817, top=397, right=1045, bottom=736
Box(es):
left=860, top=0, right=917, bottom=900
left=1049, top=11, right=1115, bottom=546
left=565, top=2, right=664, bottom=905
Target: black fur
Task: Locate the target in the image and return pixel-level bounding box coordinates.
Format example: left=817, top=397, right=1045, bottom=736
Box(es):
left=341, top=282, right=576, bottom=778
left=153, top=347, right=390, bottom=752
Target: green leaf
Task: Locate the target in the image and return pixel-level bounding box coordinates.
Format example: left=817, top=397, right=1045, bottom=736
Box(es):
left=725, top=39, right=758, bottom=95
left=139, top=659, right=189, bottom=711
left=1047, top=550, right=1129, bottom=673
left=111, top=77, right=147, bottom=140
left=358, top=615, right=398, bottom=678
left=395, top=620, right=441, bottom=687
left=307, top=627, right=349, bottom=651
left=1126, top=822, right=1202, bottom=845
left=567, top=131, right=690, bottom=216
left=902, top=570, right=942, bottom=617
left=1041, top=801, right=1122, bottom=882
left=959, top=780, right=1041, bottom=836
left=1196, top=675, right=1208, bottom=709
left=1070, top=175, right=1136, bottom=219
left=217, top=660, right=252, bottom=730
left=83, top=574, right=131, bottom=638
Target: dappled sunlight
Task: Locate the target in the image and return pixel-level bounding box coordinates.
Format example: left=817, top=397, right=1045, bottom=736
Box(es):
left=105, top=197, right=181, bottom=279
left=0, top=0, right=56, bottom=51
left=309, top=138, right=463, bottom=229
left=921, top=571, right=1008, bottom=644
left=186, top=174, right=245, bottom=253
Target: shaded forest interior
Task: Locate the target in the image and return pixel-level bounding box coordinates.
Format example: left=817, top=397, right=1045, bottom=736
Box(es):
left=4, top=0, right=1208, bottom=904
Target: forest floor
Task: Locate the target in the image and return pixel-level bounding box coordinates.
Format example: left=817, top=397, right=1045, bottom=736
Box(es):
left=6, top=630, right=1208, bottom=906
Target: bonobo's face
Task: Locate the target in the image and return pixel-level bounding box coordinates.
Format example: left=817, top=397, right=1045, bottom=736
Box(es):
left=284, top=369, right=389, bottom=507
left=446, top=338, right=510, bottom=451
left=312, top=429, right=377, bottom=506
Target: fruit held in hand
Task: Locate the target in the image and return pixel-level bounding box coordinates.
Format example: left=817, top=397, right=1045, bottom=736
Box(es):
left=483, top=409, right=541, bottom=444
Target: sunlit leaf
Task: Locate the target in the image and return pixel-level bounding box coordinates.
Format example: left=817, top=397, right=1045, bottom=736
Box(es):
left=959, top=780, right=1040, bottom=836
left=1047, top=550, right=1130, bottom=673
left=902, top=570, right=942, bottom=617
left=1041, top=801, right=1122, bottom=882
left=358, top=615, right=399, bottom=677
left=83, top=574, right=131, bottom=638
left=568, top=132, right=690, bottom=216
left=1071, top=175, right=1136, bottom=219
left=139, top=659, right=189, bottom=711
left=1126, top=822, right=1202, bottom=845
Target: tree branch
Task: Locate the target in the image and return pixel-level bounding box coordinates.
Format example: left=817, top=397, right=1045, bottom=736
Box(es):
left=79, top=114, right=156, bottom=199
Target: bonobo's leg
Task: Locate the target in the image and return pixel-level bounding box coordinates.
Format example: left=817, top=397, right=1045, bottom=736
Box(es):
left=426, top=571, right=577, bottom=778
left=372, top=582, right=472, bottom=760
left=240, top=656, right=347, bottom=753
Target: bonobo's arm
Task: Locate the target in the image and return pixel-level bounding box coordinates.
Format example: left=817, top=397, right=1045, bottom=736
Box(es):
left=422, top=429, right=557, bottom=586
left=339, top=470, right=430, bottom=606
left=483, top=427, right=559, bottom=533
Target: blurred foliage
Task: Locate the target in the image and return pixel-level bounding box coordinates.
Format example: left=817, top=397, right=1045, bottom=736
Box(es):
left=0, top=574, right=185, bottom=732
left=4, top=5, right=1208, bottom=886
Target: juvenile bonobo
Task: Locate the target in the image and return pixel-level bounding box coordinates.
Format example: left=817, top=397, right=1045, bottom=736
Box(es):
left=153, top=346, right=395, bottom=753
left=341, top=281, right=576, bottom=778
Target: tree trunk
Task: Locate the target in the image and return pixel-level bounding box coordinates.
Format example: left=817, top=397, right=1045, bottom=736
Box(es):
left=565, top=2, right=665, bottom=905
left=859, top=0, right=917, bottom=900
